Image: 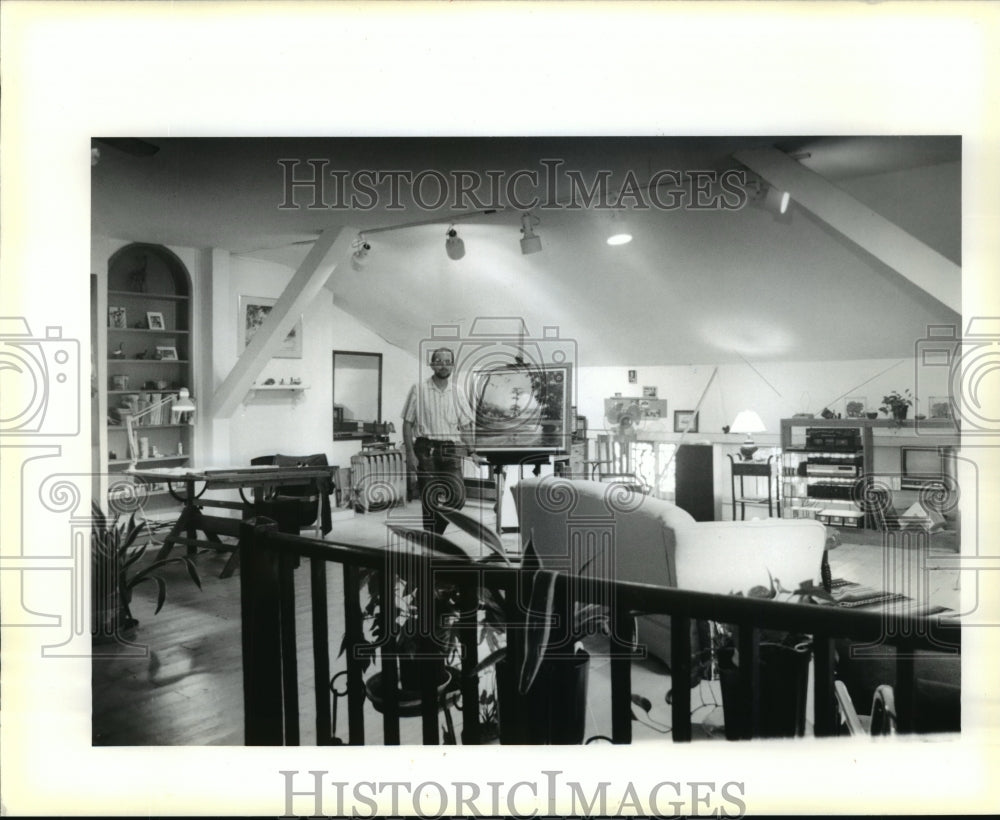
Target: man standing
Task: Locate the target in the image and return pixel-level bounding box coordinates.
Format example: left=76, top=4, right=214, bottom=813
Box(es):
left=402, top=347, right=468, bottom=534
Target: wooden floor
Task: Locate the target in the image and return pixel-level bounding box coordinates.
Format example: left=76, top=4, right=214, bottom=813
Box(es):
left=92, top=499, right=961, bottom=746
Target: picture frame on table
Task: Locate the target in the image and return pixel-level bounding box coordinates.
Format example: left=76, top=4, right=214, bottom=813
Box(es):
left=239, top=295, right=303, bottom=359
left=642, top=385, right=658, bottom=398
left=674, top=410, right=699, bottom=433
left=146, top=311, right=166, bottom=331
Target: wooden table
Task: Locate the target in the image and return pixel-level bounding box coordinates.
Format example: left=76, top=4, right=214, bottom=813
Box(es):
left=128, top=464, right=338, bottom=578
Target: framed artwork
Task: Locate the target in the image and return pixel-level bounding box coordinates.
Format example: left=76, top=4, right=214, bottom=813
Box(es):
left=674, top=409, right=699, bottom=433
left=239, top=295, right=303, bottom=359
left=642, top=385, right=658, bottom=398
left=155, top=345, right=178, bottom=361
left=146, top=311, right=165, bottom=331
left=108, top=306, right=127, bottom=329
left=627, top=369, right=637, bottom=384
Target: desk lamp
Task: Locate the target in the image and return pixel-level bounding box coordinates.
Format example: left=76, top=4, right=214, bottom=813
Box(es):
left=730, top=409, right=766, bottom=461
left=126, top=388, right=196, bottom=467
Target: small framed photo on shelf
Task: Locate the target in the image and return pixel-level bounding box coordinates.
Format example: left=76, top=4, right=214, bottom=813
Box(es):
left=642, top=385, right=658, bottom=398
left=155, top=345, right=179, bottom=361
left=928, top=396, right=952, bottom=419
left=844, top=396, right=867, bottom=418
left=146, top=311, right=166, bottom=331
left=674, top=410, right=699, bottom=433
left=108, top=306, right=127, bottom=329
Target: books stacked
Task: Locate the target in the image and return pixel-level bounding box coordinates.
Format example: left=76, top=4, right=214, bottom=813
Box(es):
left=132, top=392, right=179, bottom=426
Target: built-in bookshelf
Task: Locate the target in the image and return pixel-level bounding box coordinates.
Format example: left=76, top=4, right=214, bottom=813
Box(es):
left=103, top=244, right=194, bottom=513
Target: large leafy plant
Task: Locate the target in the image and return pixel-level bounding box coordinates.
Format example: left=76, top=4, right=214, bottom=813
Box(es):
left=91, top=500, right=201, bottom=636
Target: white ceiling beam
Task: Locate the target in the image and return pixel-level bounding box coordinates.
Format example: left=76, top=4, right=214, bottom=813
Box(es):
left=734, top=147, right=960, bottom=314
left=211, top=226, right=354, bottom=418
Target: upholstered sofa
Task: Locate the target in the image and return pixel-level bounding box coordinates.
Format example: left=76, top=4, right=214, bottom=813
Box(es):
left=512, top=477, right=828, bottom=665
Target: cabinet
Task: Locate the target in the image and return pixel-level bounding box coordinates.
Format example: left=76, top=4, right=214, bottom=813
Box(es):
left=676, top=444, right=714, bottom=521
left=779, top=419, right=872, bottom=529
left=103, top=244, right=194, bottom=513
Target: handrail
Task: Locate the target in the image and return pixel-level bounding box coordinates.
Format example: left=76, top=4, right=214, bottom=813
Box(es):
left=238, top=518, right=960, bottom=746
left=250, top=524, right=959, bottom=649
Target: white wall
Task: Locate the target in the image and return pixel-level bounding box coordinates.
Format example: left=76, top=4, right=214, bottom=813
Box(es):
left=575, top=357, right=951, bottom=446
left=220, top=255, right=418, bottom=470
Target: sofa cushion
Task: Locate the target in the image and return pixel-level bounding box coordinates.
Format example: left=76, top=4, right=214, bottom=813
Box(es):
left=673, top=519, right=828, bottom=595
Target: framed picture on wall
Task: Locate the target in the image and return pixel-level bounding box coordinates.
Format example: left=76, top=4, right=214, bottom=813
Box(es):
left=643, top=385, right=658, bottom=398
left=674, top=410, right=699, bottom=433
left=239, top=295, right=303, bottom=359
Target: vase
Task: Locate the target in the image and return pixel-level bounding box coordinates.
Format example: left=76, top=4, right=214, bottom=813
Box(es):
left=718, top=642, right=811, bottom=739
left=397, top=655, right=448, bottom=694
left=892, top=405, right=909, bottom=421
left=496, top=648, right=590, bottom=744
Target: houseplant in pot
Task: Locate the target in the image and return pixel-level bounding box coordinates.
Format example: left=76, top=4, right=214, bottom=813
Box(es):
left=879, top=390, right=914, bottom=422
left=91, top=501, right=202, bottom=641
left=342, top=520, right=513, bottom=732
left=712, top=573, right=825, bottom=740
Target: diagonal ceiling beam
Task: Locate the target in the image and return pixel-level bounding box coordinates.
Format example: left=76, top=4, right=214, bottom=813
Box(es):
left=211, top=226, right=355, bottom=418
left=734, top=147, right=960, bottom=314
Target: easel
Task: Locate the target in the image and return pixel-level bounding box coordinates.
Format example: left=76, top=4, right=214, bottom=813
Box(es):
left=478, top=450, right=553, bottom=537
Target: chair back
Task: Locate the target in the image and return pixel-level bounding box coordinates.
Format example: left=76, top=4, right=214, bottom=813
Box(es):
left=250, top=452, right=332, bottom=533
left=513, top=477, right=694, bottom=589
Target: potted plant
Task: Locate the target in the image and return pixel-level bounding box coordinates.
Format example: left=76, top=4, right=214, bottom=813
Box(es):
left=343, top=521, right=512, bottom=721
left=91, top=501, right=201, bottom=641
left=711, top=573, right=824, bottom=739
left=879, top=390, right=914, bottom=421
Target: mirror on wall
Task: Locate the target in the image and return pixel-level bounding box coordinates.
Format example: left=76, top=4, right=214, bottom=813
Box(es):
left=332, top=350, right=383, bottom=440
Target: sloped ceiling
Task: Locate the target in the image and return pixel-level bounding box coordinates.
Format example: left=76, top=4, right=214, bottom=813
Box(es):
left=91, top=136, right=960, bottom=366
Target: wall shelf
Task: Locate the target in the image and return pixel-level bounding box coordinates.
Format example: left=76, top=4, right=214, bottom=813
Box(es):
left=109, top=455, right=190, bottom=467
left=108, top=289, right=189, bottom=302
left=108, top=328, right=190, bottom=335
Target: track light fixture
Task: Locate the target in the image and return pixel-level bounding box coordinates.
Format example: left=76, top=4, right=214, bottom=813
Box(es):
left=606, top=210, right=632, bottom=246
left=520, top=212, right=542, bottom=255
left=746, top=174, right=792, bottom=221
left=445, top=227, right=465, bottom=260
left=351, top=235, right=371, bottom=272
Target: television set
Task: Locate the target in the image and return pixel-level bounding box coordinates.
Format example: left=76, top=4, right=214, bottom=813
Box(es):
left=900, top=446, right=949, bottom=490
left=471, top=362, right=572, bottom=454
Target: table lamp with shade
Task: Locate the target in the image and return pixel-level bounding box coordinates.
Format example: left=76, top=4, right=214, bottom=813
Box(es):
left=126, top=388, right=196, bottom=467
left=730, top=409, right=766, bottom=461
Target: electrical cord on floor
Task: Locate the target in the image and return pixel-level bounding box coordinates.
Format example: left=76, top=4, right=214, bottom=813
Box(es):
left=630, top=693, right=671, bottom=734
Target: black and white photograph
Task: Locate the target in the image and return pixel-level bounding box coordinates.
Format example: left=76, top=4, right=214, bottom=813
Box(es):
left=87, top=133, right=966, bottom=751
left=2, top=2, right=999, bottom=818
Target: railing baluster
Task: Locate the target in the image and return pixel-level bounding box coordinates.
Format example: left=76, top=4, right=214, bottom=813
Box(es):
left=737, top=625, right=760, bottom=739
left=381, top=568, right=401, bottom=744
left=812, top=635, right=836, bottom=737
left=342, top=563, right=366, bottom=745
left=459, top=574, right=480, bottom=745
left=309, top=557, right=332, bottom=745
left=239, top=519, right=284, bottom=745
left=278, top=552, right=300, bottom=745
left=895, top=642, right=916, bottom=734
left=670, top=614, right=692, bottom=742
left=420, top=654, right=439, bottom=745
left=610, top=598, right=634, bottom=744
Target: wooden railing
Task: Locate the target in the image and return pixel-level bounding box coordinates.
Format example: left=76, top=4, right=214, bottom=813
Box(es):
left=237, top=518, right=961, bottom=745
